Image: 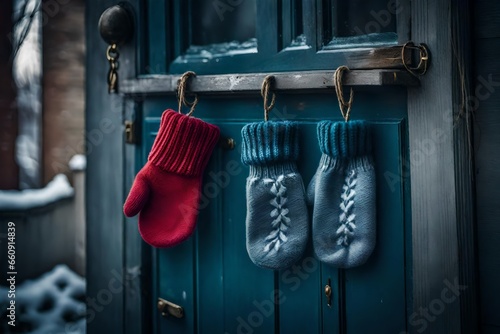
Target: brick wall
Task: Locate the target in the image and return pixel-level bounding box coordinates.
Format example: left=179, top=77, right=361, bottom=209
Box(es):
left=42, top=0, right=85, bottom=185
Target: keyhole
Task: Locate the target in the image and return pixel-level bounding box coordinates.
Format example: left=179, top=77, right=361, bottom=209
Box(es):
left=325, top=278, right=332, bottom=308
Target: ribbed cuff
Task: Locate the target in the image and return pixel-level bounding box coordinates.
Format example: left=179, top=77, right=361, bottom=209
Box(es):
left=241, top=121, right=299, bottom=166
left=347, top=156, right=375, bottom=171
left=317, top=120, right=372, bottom=159
left=148, top=109, right=220, bottom=176
left=248, top=162, right=298, bottom=178
left=319, top=154, right=344, bottom=172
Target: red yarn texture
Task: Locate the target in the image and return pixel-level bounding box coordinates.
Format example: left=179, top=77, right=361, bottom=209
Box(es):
left=123, top=109, right=220, bottom=248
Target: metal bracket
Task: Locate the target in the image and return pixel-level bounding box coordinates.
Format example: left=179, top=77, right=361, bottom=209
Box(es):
left=124, top=120, right=138, bottom=144
left=157, top=298, right=184, bottom=319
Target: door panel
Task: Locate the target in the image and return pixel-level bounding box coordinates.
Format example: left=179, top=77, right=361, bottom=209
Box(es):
left=129, top=1, right=412, bottom=333
left=138, top=88, right=409, bottom=333
left=344, top=121, right=407, bottom=334
left=197, top=121, right=276, bottom=334
left=278, top=122, right=331, bottom=334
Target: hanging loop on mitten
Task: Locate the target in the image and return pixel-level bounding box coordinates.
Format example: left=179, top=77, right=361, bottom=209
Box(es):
left=177, top=71, right=199, bottom=116
left=261, top=75, right=276, bottom=121
left=334, top=66, right=354, bottom=122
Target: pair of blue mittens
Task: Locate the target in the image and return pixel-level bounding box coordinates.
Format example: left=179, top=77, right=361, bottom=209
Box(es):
left=241, top=120, right=376, bottom=270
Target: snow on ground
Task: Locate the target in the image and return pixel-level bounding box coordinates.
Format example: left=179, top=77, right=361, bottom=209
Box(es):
left=68, top=155, right=86, bottom=172
left=0, top=174, right=74, bottom=211
left=0, top=265, right=86, bottom=334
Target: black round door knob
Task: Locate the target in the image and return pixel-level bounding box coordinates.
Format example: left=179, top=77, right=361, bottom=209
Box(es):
left=98, top=4, right=133, bottom=46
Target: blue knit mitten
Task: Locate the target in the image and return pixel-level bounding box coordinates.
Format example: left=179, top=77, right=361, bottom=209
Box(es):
left=307, top=120, right=376, bottom=268
left=241, top=121, right=309, bottom=270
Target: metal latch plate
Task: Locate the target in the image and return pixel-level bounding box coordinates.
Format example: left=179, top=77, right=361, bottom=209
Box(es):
left=124, top=120, right=137, bottom=144
left=157, top=297, right=184, bottom=319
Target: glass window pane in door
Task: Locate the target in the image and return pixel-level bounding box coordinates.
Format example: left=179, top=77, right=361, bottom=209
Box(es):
left=192, top=0, right=256, bottom=45
left=334, top=0, right=397, bottom=37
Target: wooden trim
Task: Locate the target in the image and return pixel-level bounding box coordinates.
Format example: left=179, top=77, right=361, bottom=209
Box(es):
left=166, top=43, right=418, bottom=74
left=146, top=0, right=167, bottom=73
left=397, top=0, right=411, bottom=43
left=123, top=99, right=151, bottom=334
left=256, top=0, right=279, bottom=54
left=281, top=0, right=303, bottom=48
left=173, top=0, right=189, bottom=61
left=316, top=0, right=333, bottom=47
left=451, top=0, right=479, bottom=332
left=121, top=69, right=419, bottom=96
left=406, top=0, right=475, bottom=332
left=119, top=2, right=152, bottom=334
left=302, top=0, right=317, bottom=50
left=86, top=1, right=128, bottom=333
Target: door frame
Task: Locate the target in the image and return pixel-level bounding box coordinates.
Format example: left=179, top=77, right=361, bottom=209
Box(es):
left=406, top=0, right=477, bottom=333
left=85, top=0, right=477, bottom=333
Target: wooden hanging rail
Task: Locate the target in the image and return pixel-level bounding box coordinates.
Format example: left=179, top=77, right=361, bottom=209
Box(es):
left=121, top=69, right=419, bottom=96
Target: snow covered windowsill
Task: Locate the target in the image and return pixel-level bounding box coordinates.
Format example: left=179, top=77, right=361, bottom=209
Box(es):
left=0, top=174, right=74, bottom=212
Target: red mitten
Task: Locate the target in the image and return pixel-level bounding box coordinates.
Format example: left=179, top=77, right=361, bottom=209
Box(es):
left=123, top=109, right=220, bottom=247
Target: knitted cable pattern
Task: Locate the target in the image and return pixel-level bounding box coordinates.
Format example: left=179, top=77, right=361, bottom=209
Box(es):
left=336, top=170, right=357, bottom=246
left=263, top=174, right=293, bottom=252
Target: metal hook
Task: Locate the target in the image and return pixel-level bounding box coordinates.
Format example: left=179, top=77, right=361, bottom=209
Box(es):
left=401, top=41, right=429, bottom=77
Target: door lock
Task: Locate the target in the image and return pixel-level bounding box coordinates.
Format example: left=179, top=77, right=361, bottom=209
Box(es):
left=124, top=120, right=138, bottom=144
left=325, top=278, right=332, bottom=308
left=157, top=298, right=184, bottom=319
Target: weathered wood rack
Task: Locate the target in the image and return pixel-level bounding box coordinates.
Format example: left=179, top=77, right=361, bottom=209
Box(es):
left=121, top=69, right=419, bottom=96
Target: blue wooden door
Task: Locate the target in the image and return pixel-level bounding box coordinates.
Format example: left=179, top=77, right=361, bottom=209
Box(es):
left=125, top=1, right=412, bottom=333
